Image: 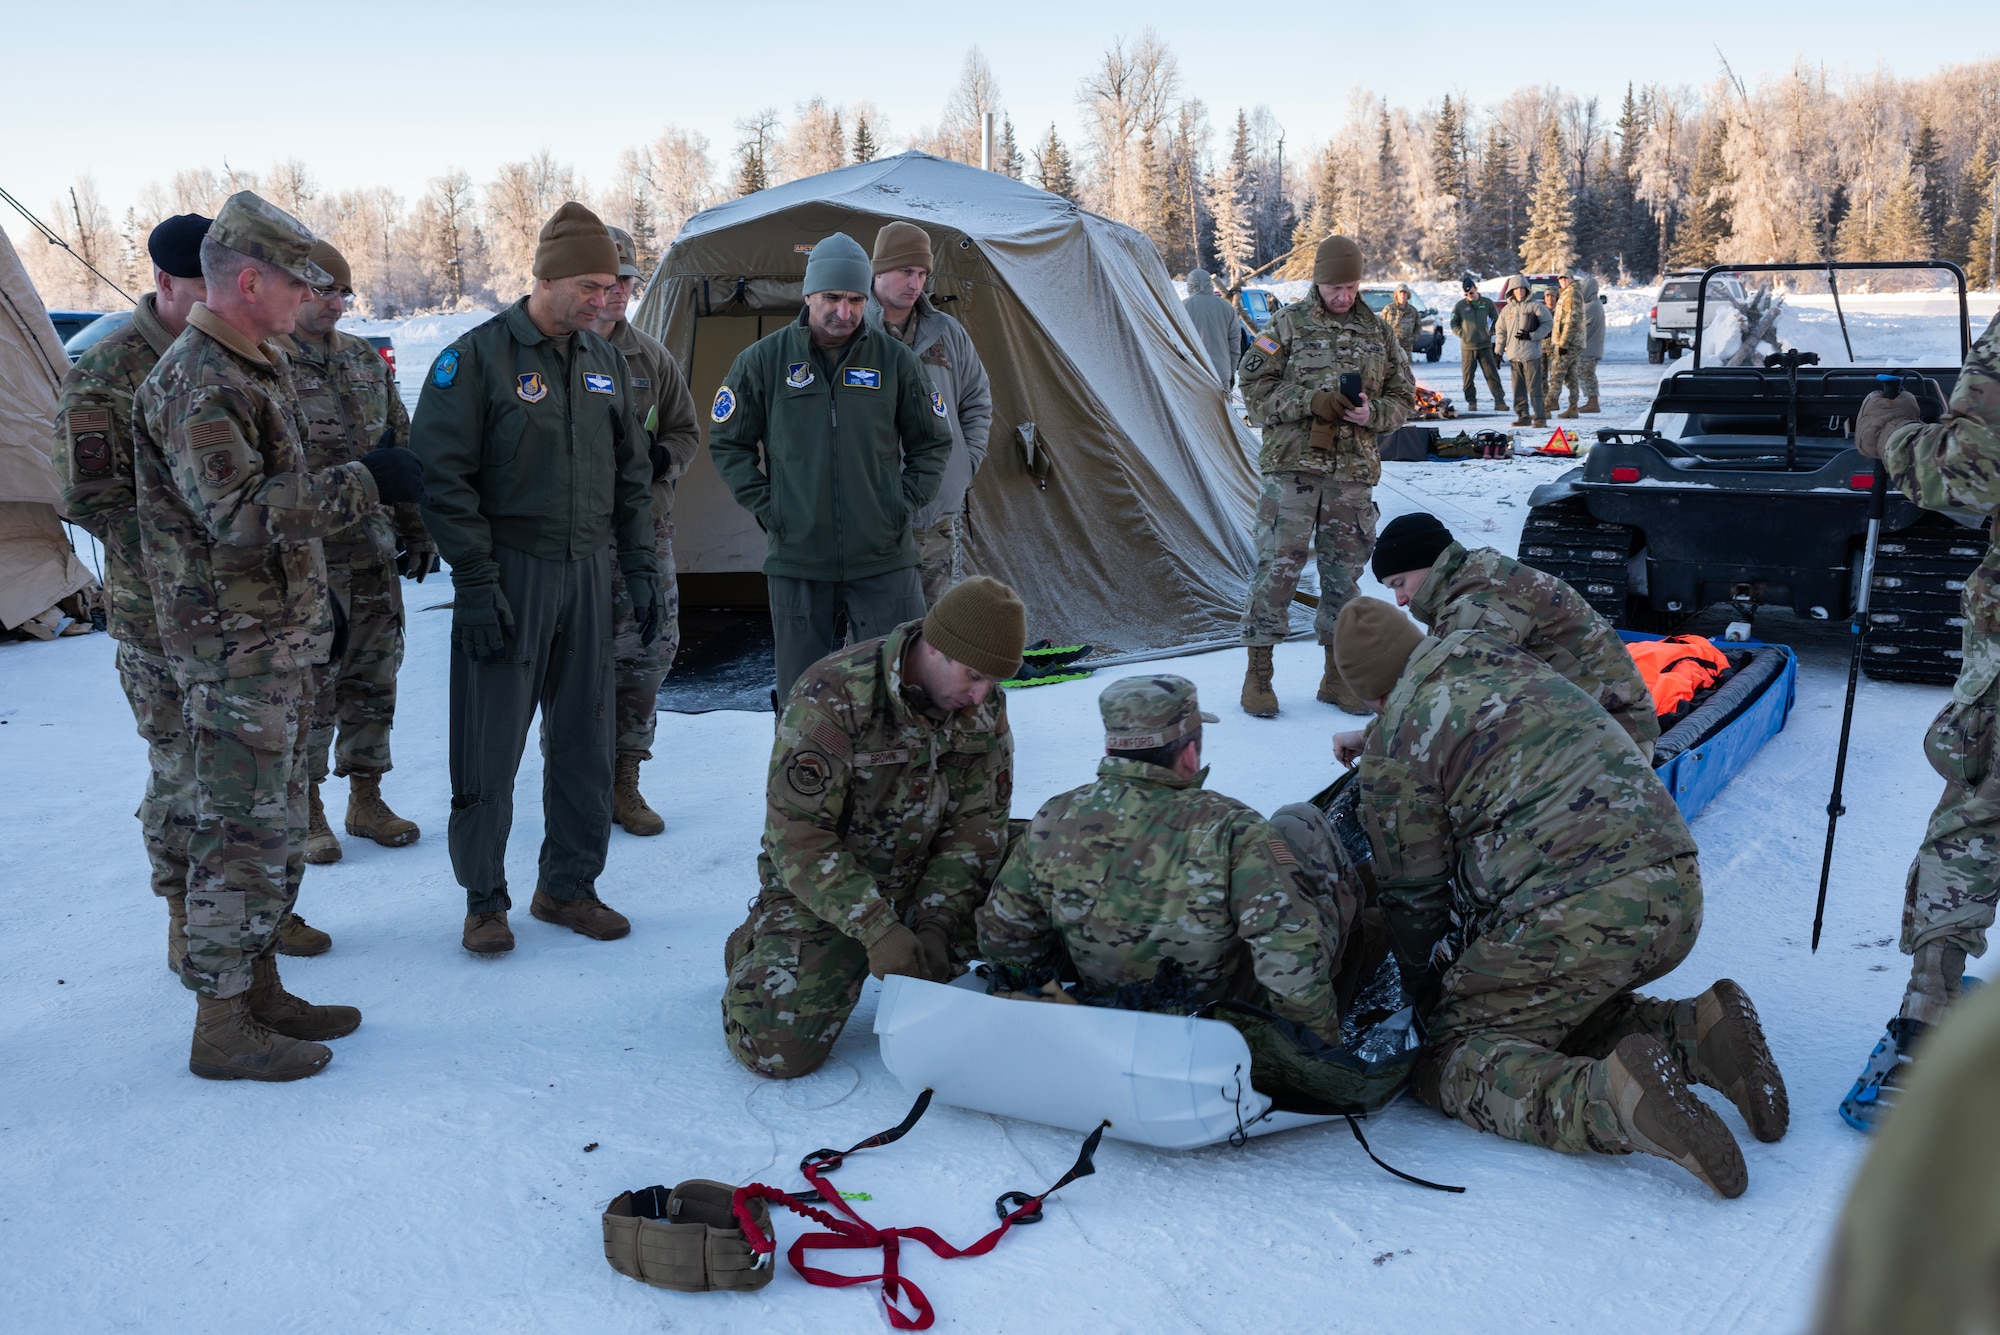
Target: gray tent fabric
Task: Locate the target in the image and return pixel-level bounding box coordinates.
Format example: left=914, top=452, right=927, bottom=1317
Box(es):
left=0, top=228, right=95, bottom=635
left=633, top=151, right=1287, bottom=656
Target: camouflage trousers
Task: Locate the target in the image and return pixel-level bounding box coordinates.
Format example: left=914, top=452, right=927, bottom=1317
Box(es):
left=916, top=511, right=964, bottom=610
left=1418, top=854, right=1704, bottom=1156
left=115, top=641, right=196, bottom=899
left=1460, top=344, right=1506, bottom=409
left=1239, top=471, right=1378, bottom=646
left=1579, top=356, right=1601, bottom=403
left=308, top=561, right=404, bottom=782
left=180, top=669, right=312, bottom=999
left=1549, top=351, right=1585, bottom=412
left=721, top=885, right=876, bottom=1078
left=1902, top=676, right=2000, bottom=958
left=610, top=509, right=681, bottom=759
left=1509, top=359, right=1546, bottom=421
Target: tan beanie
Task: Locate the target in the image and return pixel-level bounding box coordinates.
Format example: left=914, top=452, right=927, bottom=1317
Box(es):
left=1313, top=235, right=1364, bottom=285
left=872, top=221, right=934, bottom=274
left=532, top=201, right=619, bottom=280
left=1333, top=597, right=1424, bottom=702
left=308, top=240, right=352, bottom=291
left=922, top=576, right=1027, bottom=679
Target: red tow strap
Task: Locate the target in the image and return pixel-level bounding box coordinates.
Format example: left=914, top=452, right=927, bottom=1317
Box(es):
left=730, top=1089, right=1108, bottom=1330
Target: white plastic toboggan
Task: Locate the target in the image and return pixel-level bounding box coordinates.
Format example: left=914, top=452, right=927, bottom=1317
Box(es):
left=873, top=974, right=1340, bottom=1150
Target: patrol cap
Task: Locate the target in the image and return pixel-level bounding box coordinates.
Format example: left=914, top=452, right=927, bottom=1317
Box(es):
left=147, top=213, right=210, bottom=279
left=606, top=224, right=643, bottom=279
left=309, top=240, right=352, bottom=292
left=208, top=191, right=332, bottom=286
left=1099, top=675, right=1218, bottom=752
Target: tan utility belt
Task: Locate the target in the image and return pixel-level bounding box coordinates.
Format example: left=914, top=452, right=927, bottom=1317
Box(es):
left=602, top=1179, right=774, bottom=1292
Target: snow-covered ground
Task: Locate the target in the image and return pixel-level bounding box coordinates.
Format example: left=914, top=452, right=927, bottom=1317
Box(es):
left=5, top=302, right=1990, bottom=1332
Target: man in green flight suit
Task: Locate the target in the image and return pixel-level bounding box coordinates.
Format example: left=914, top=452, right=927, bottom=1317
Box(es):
left=709, top=232, right=955, bottom=697
left=409, top=202, right=658, bottom=956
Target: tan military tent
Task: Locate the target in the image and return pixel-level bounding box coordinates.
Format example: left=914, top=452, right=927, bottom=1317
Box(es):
left=0, top=228, right=96, bottom=637
left=634, top=151, right=1278, bottom=656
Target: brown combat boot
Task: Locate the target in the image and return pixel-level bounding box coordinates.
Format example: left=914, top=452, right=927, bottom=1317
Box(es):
left=1316, top=645, right=1373, bottom=714
left=1241, top=646, right=1279, bottom=718
left=463, top=910, right=515, bottom=955
left=167, top=891, right=187, bottom=976
left=1581, top=396, right=1601, bottom=414
left=277, top=911, right=331, bottom=957
left=1512, top=413, right=1531, bottom=427
left=1531, top=417, right=1548, bottom=428
left=1683, top=979, right=1789, bottom=1143
left=306, top=782, right=342, bottom=864
left=189, top=992, right=332, bottom=1082
left=611, top=752, right=665, bottom=836
left=1558, top=403, right=1580, bottom=420
left=247, top=952, right=361, bottom=1041
left=531, top=889, right=631, bottom=940
left=345, top=772, right=419, bottom=847
left=1605, top=1034, right=1747, bottom=1198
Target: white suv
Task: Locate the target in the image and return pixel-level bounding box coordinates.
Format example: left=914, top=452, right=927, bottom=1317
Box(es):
left=1649, top=269, right=1747, bottom=363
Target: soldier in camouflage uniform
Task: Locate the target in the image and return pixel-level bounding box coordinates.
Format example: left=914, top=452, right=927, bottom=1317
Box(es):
left=280, top=240, right=428, bottom=865
left=1382, top=284, right=1421, bottom=356
left=977, top=676, right=1356, bottom=1059
left=134, top=191, right=427, bottom=1081
left=1334, top=595, right=1787, bottom=1196
left=1854, top=312, right=2000, bottom=1033
left=1350, top=511, right=1658, bottom=757
left=721, top=577, right=1025, bottom=1078
left=1236, top=235, right=1416, bottom=720
left=596, top=225, right=700, bottom=838
left=54, top=213, right=209, bottom=976
left=1549, top=274, right=1586, bottom=420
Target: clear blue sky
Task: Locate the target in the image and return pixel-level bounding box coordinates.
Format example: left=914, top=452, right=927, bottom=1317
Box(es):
left=5, top=0, right=1991, bottom=239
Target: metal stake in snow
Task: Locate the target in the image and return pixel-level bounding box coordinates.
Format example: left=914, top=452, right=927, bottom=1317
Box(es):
left=1814, top=376, right=1898, bottom=952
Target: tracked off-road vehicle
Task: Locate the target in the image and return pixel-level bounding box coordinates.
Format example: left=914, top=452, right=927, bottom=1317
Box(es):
left=1517, top=261, right=1981, bottom=685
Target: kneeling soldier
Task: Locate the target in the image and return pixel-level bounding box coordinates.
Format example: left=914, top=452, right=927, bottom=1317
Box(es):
left=1335, top=596, right=1787, bottom=1196
left=722, top=577, right=1026, bottom=1077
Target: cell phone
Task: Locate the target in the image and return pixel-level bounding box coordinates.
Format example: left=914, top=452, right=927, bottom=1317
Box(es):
left=1339, top=372, right=1362, bottom=401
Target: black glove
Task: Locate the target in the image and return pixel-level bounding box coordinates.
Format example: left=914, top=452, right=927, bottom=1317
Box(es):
left=328, top=589, right=349, bottom=662
left=619, top=552, right=662, bottom=646
left=451, top=563, right=514, bottom=662
left=648, top=440, right=672, bottom=481
left=360, top=445, right=427, bottom=506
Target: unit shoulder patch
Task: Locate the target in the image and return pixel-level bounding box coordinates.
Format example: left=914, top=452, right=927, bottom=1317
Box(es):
left=432, top=348, right=460, bottom=388
left=929, top=390, right=947, bottom=419
left=786, top=750, right=832, bottom=797
left=199, top=447, right=240, bottom=488
left=711, top=385, right=737, bottom=423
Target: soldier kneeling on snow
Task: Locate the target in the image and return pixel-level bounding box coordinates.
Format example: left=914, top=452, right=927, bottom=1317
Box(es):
left=721, top=577, right=1026, bottom=1078
left=976, top=675, right=1374, bottom=1105
left=1334, top=596, right=1788, bottom=1197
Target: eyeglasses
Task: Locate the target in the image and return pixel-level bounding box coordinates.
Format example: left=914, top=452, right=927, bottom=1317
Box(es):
left=311, top=286, right=356, bottom=306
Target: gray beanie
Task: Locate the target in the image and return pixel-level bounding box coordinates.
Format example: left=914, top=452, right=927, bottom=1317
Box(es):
left=803, top=232, right=872, bottom=298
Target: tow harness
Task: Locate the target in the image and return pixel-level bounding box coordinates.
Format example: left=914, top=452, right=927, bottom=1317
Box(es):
left=727, top=1089, right=1108, bottom=1330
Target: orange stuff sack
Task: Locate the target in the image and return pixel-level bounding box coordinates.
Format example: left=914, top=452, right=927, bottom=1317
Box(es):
left=1627, top=635, right=1733, bottom=718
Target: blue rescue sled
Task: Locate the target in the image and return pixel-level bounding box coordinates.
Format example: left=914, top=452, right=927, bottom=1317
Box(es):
left=1622, top=633, right=1797, bottom=821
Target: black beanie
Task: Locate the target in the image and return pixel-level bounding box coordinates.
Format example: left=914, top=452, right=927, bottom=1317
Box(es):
left=147, top=213, right=211, bottom=279
left=1372, top=512, right=1455, bottom=580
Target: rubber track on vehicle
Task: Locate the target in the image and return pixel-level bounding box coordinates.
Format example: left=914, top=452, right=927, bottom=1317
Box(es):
left=1517, top=497, right=1638, bottom=623
left=1863, top=522, right=1984, bottom=687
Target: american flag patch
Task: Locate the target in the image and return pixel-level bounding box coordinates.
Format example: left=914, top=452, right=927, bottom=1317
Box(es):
left=1253, top=335, right=1281, bottom=356
left=808, top=720, right=852, bottom=760
left=69, top=407, right=111, bottom=432
left=187, top=418, right=234, bottom=449
left=1267, top=839, right=1297, bottom=867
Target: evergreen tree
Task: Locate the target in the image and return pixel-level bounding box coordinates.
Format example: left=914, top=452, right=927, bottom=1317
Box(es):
left=1034, top=123, right=1077, bottom=201
left=1206, top=148, right=1253, bottom=285
left=997, top=117, right=1023, bottom=179
left=1873, top=164, right=1930, bottom=262
left=1910, top=114, right=1949, bottom=252
left=1519, top=121, right=1576, bottom=273
left=1280, top=150, right=1343, bottom=279
left=852, top=114, right=878, bottom=164
left=1669, top=120, right=1733, bottom=269
left=1356, top=103, right=1405, bottom=273
left=1470, top=125, right=1522, bottom=276
left=1615, top=84, right=1659, bottom=279
left=1430, top=95, right=1467, bottom=277
left=1948, top=131, right=1998, bottom=287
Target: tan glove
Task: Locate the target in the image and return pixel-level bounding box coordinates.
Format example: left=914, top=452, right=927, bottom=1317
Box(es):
left=914, top=921, right=955, bottom=981
left=1310, top=389, right=1356, bottom=422
left=865, top=923, right=930, bottom=981
left=1854, top=390, right=1921, bottom=460
left=1309, top=418, right=1339, bottom=454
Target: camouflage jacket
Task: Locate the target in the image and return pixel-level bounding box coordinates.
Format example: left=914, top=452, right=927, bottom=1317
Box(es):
left=604, top=318, right=699, bottom=526
left=53, top=294, right=175, bottom=648
left=1551, top=285, right=1586, bottom=352
left=1357, top=629, right=1694, bottom=953
left=1238, top=289, right=1416, bottom=483
left=279, top=327, right=410, bottom=569
left=1409, top=541, right=1659, bottom=753
left=758, top=620, right=1013, bottom=945
left=1383, top=300, right=1421, bottom=350
left=977, top=758, right=1340, bottom=1042
left=133, top=304, right=379, bottom=682
left=1884, top=311, right=2000, bottom=703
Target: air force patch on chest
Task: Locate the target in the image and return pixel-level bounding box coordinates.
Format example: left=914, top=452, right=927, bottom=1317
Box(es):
left=785, top=361, right=815, bottom=389
left=583, top=372, right=616, bottom=395
left=842, top=367, right=882, bottom=389
left=711, top=385, right=736, bottom=423
left=516, top=372, right=548, bottom=403
left=432, top=348, right=459, bottom=388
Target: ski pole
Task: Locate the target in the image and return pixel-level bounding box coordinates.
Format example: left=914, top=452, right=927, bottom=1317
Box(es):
left=1813, top=376, right=1898, bottom=951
